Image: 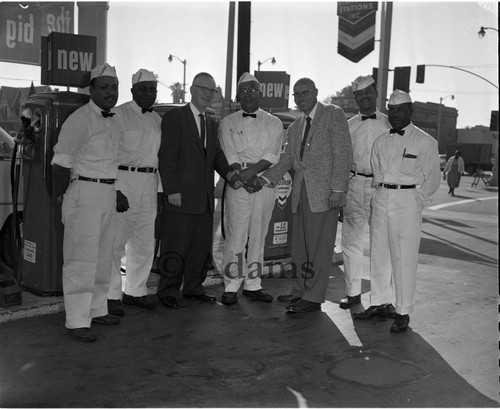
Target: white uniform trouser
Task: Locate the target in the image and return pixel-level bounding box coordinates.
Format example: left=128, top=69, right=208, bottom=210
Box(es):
left=61, top=180, right=116, bottom=329
left=223, top=185, right=276, bottom=292
left=108, top=171, right=158, bottom=299
left=370, top=187, right=422, bottom=315
left=341, top=175, right=375, bottom=296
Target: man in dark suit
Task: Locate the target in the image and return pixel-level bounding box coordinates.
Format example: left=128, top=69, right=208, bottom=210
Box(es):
left=157, top=72, right=236, bottom=309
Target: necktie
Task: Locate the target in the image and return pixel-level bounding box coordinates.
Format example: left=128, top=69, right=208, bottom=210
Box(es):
left=300, top=116, right=311, bottom=160
left=199, top=113, right=206, bottom=149
left=142, top=108, right=153, bottom=114
left=362, top=113, right=376, bottom=120
left=101, top=111, right=115, bottom=118
left=242, top=112, right=257, bottom=118
left=390, top=129, right=405, bottom=135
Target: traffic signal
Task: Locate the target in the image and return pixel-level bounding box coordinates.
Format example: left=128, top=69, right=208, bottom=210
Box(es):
left=393, top=66, right=411, bottom=92
left=372, top=67, right=378, bottom=84
left=416, top=65, right=425, bottom=83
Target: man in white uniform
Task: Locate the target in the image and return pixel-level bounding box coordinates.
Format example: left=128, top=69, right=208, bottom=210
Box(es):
left=219, top=72, right=282, bottom=305
left=340, top=75, right=391, bottom=310
left=107, top=69, right=161, bottom=315
left=52, top=63, right=121, bottom=342
left=354, top=90, right=440, bottom=332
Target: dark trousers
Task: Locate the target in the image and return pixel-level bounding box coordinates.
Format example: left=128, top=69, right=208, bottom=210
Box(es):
left=157, top=210, right=212, bottom=298
left=290, top=185, right=338, bottom=303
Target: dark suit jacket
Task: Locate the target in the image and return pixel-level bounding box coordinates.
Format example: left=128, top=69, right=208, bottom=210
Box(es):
left=159, top=104, right=231, bottom=214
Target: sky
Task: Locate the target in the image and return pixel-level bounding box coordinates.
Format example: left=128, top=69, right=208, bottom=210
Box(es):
left=0, top=0, right=498, bottom=128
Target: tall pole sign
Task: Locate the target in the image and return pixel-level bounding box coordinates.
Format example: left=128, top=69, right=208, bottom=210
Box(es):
left=0, top=2, right=74, bottom=65
left=337, top=2, right=378, bottom=63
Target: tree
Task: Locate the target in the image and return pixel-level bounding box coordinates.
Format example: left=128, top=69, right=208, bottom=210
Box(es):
left=168, top=82, right=184, bottom=103
left=323, top=84, right=353, bottom=104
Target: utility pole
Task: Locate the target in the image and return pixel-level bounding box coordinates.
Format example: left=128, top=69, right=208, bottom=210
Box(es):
left=224, top=2, right=235, bottom=117
left=376, top=2, right=392, bottom=113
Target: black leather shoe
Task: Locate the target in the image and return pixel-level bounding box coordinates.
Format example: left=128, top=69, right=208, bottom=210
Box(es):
left=277, top=294, right=301, bottom=304
left=221, top=292, right=238, bottom=305
left=67, top=328, right=97, bottom=342
left=339, top=294, right=361, bottom=309
left=183, top=293, right=216, bottom=303
left=122, top=293, right=155, bottom=310
left=242, top=289, right=273, bottom=302
left=92, top=314, right=121, bottom=325
left=107, top=299, right=125, bottom=316
left=352, top=304, right=388, bottom=320
left=286, top=299, right=321, bottom=313
left=386, top=303, right=397, bottom=318
left=390, top=314, right=410, bottom=332
left=160, top=296, right=179, bottom=309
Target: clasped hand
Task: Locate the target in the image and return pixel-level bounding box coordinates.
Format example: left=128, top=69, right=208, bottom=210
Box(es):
left=227, top=169, right=266, bottom=194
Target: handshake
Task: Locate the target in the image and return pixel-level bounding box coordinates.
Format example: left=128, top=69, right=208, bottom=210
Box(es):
left=227, top=169, right=268, bottom=194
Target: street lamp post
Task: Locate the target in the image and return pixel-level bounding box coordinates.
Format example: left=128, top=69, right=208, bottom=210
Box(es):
left=437, top=94, right=454, bottom=151
left=477, top=26, right=498, bottom=38
left=168, top=54, right=187, bottom=103
left=257, top=56, right=276, bottom=71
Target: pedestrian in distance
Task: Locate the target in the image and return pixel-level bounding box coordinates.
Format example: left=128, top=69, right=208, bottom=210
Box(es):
left=157, top=72, right=238, bottom=309
left=52, top=63, right=122, bottom=342
left=107, top=69, right=161, bottom=315
left=262, top=77, right=353, bottom=313
left=353, top=89, right=440, bottom=332
left=443, top=150, right=465, bottom=196
left=218, top=72, right=283, bottom=306
left=339, top=75, right=394, bottom=314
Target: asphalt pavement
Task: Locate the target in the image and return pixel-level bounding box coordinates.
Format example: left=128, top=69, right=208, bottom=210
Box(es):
left=0, top=176, right=498, bottom=408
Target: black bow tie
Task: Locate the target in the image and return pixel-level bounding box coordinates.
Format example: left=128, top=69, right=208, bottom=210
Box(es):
left=101, top=111, right=115, bottom=118
left=390, top=129, right=405, bottom=135
left=242, top=112, right=257, bottom=118
left=362, top=113, right=377, bottom=120
left=142, top=108, right=153, bottom=114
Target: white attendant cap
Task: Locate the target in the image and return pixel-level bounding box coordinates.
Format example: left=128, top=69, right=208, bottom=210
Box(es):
left=237, top=72, right=260, bottom=86
left=388, top=89, right=412, bottom=105
left=90, top=63, right=117, bottom=80
left=352, top=75, right=375, bottom=92
left=132, top=69, right=157, bottom=85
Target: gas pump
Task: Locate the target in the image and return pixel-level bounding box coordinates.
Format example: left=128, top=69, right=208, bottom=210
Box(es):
left=20, top=91, right=89, bottom=296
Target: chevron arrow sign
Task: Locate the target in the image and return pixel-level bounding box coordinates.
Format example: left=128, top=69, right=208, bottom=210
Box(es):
left=337, top=2, right=378, bottom=63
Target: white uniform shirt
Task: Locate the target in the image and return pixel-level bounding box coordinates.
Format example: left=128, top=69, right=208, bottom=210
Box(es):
left=219, top=108, right=282, bottom=169
left=348, top=110, right=390, bottom=174
left=371, top=122, right=441, bottom=207
left=52, top=99, right=119, bottom=179
left=115, top=100, right=162, bottom=168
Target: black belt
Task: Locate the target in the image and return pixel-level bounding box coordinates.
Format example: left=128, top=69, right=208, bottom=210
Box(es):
left=77, top=176, right=116, bottom=184
left=118, top=165, right=157, bottom=173
left=380, top=183, right=416, bottom=189
left=351, top=170, right=373, bottom=177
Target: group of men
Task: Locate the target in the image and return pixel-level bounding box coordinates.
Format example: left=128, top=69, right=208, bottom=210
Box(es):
left=51, top=63, right=439, bottom=343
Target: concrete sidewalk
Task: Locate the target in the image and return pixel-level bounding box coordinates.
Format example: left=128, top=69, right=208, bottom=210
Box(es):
left=0, top=181, right=498, bottom=407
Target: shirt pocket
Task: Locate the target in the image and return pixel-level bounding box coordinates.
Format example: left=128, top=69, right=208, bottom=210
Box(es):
left=121, top=130, right=142, bottom=152
left=399, top=154, right=418, bottom=175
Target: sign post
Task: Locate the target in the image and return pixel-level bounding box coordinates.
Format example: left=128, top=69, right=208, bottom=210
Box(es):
left=337, top=2, right=378, bottom=63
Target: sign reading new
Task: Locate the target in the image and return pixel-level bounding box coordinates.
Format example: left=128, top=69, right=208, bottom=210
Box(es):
left=42, top=32, right=96, bottom=88
left=0, top=2, right=74, bottom=65
left=254, top=71, right=290, bottom=111
left=337, top=2, right=378, bottom=63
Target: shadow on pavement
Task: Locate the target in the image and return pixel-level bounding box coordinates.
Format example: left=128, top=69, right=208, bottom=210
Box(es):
left=0, top=272, right=497, bottom=408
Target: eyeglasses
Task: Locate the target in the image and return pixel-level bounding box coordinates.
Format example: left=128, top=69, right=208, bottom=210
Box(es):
left=238, top=87, right=260, bottom=95
left=193, top=84, right=218, bottom=95
left=292, top=90, right=311, bottom=98
left=387, top=106, right=411, bottom=113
